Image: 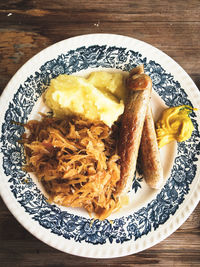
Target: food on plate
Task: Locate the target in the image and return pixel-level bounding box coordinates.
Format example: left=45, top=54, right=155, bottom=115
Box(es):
left=117, top=65, right=154, bottom=194
left=22, top=114, right=121, bottom=220
left=22, top=66, right=166, bottom=219
left=156, top=105, right=196, bottom=148
left=139, top=103, right=164, bottom=189
left=44, top=73, right=126, bottom=127
left=87, top=71, right=127, bottom=101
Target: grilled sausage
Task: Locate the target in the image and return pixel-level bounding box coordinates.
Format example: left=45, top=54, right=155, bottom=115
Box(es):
left=139, top=103, right=164, bottom=189
left=117, top=65, right=152, bottom=194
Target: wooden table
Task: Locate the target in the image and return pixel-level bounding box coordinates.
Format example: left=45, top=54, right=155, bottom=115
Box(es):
left=0, top=1, right=199, bottom=266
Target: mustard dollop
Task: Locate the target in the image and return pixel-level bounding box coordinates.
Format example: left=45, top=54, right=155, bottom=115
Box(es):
left=156, top=105, right=196, bottom=148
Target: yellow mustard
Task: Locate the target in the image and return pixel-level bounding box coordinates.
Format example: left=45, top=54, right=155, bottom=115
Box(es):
left=156, top=105, right=196, bottom=148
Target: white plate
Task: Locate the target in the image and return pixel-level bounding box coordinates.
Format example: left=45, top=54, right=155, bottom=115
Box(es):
left=0, top=34, right=200, bottom=258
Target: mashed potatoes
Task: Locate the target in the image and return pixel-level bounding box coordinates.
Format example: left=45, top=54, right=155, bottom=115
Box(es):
left=44, top=72, right=126, bottom=127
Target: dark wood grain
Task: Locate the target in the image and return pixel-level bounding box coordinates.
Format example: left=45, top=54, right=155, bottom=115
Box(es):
left=0, top=0, right=200, bottom=266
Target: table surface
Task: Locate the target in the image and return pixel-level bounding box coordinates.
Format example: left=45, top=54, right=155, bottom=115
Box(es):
left=0, top=0, right=200, bottom=266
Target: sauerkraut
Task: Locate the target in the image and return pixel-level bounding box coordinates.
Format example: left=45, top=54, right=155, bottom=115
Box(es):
left=22, top=114, right=121, bottom=220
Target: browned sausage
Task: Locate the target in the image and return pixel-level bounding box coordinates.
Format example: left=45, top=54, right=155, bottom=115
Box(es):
left=139, top=103, right=164, bottom=189
left=117, top=65, right=152, bottom=194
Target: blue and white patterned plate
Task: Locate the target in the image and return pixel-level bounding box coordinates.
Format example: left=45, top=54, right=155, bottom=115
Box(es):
left=0, top=34, right=200, bottom=258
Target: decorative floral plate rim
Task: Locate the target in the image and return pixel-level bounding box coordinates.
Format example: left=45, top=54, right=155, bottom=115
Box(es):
left=0, top=34, right=200, bottom=258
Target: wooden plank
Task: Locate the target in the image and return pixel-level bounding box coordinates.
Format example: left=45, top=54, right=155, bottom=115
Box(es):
left=0, top=0, right=200, bottom=22
left=0, top=21, right=199, bottom=93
